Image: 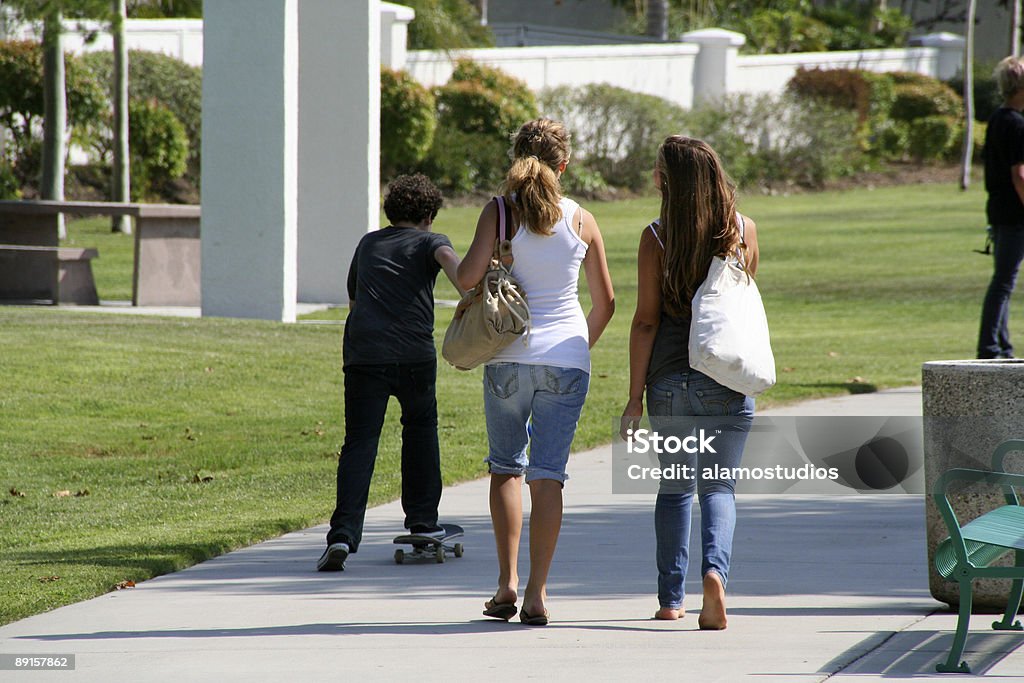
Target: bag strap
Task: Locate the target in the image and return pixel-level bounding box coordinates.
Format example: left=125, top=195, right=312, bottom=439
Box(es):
left=493, top=196, right=514, bottom=268
left=496, top=195, right=507, bottom=242
left=736, top=213, right=747, bottom=266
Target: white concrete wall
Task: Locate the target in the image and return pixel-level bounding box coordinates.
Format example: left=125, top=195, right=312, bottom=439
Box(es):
left=734, top=47, right=942, bottom=96
left=12, top=18, right=203, bottom=66
left=405, top=37, right=960, bottom=108
left=407, top=43, right=700, bottom=108
left=297, top=0, right=379, bottom=305
left=201, top=0, right=298, bottom=322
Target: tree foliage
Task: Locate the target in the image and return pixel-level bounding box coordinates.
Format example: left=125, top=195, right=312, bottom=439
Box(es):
left=400, top=0, right=493, bottom=50
left=611, top=0, right=913, bottom=53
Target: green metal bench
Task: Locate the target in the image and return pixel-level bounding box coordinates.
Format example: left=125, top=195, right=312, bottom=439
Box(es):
left=933, top=439, right=1024, bottom=673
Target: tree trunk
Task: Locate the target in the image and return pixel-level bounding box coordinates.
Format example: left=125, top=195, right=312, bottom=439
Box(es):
left=112, top=0, right=131, bottom=233
left=960, top=0, right=976, bottom=191
left=871, top=0, right=889, bottom=34
left=1012, top=0, right=1022, bottom=57
left=41, top=10, right=66, bottom=239
left=647, top=0, right=668, bottom=41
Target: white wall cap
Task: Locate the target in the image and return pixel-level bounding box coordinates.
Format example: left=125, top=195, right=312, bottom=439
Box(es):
left=381, top=2, right=415, bottom=21
left=909, top=32, right=965, bottom=48
left=680, top=28, right=746, bottom=48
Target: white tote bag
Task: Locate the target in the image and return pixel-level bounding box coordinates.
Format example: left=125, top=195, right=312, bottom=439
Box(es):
left=688, top=225, right=776, bottom=397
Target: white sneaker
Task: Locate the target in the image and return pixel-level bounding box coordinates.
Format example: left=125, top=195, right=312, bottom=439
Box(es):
left=316, top=542, right=349, bottom=571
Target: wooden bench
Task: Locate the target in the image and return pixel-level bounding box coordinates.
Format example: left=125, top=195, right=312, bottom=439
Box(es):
left=0, top=200, right=200, bottom=306
left=933, top=439, right=1024, bottom=673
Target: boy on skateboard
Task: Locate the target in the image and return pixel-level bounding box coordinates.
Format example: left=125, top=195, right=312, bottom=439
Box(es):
left=318, top=174, right=461, bottom=571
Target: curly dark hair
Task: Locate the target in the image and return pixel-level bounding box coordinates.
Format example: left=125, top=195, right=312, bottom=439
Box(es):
left=383, top=173, right=444, bottom=225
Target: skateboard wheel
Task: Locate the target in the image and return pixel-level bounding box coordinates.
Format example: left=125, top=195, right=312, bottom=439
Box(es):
left=435, top=547, right=445, bottom=563
left=454, top=543, right=464, bottom=558
left=394, top=549, right=404, bottom=565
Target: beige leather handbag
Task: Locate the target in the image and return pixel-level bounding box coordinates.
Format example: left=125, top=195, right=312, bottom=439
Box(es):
left=442, top=196, right=530, bottom=371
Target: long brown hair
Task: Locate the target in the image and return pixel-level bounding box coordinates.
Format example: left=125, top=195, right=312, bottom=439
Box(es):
left=499, top=118, right=571, bottom=236
left=656, top=135, right=743, bottom=318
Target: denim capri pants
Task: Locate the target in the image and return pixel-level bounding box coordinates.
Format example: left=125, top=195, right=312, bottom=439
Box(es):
left=483, top=362, right=590, bottom=483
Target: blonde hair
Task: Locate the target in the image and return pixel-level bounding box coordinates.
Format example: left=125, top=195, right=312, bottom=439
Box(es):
left=499, top=118, right=572, bottom=236
left=995, top=56, right=1024, bottom=101
left=655, top=136, right=742, bottom=319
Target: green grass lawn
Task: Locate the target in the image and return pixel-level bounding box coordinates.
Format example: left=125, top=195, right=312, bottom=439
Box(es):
left=1, top=181, right=1001, bottom=625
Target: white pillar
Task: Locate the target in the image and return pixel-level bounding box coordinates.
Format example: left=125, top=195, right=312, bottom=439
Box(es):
left=297, top=0, right=380, bottom=305
left=201, top=0, right=298, bottom=321
left=682, top=28, right=746, bottom=104
left=380, top=2, right=414, bottom=70
left=911, top=32, right=966, bottom=81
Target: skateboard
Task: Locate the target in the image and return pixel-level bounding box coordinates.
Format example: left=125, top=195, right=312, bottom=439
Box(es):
left=392, top=523, right=464, bottom=564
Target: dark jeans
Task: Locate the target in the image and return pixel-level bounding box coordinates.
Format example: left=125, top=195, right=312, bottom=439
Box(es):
left=327, top=359, right=442, bottom=552
left=978, top=225, right=1024, bottom=359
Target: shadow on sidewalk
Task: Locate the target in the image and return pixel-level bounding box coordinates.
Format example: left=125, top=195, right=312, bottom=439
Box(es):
left=822, top=630, right=1024, bottom=678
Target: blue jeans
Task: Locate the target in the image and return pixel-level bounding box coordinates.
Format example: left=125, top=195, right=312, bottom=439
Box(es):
left=647, top=370, right=754, bottom=609
left=978, top=225, right=1024, bottom=358
left=483, top=363, right=590, bottom=483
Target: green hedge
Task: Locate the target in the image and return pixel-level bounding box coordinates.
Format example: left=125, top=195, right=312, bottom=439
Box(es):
left=79, top=50, right=202, bottom=179
left=380, top=67, right=436, bottom=178
left=683, top=92, right=865, bottom=190
left=418, top=60, right=538, bottom=193
left=539, top=83, right=686, bottom=191
left=0, top=40, right=107, bottom=191
left=128, top=99, right=188, bottom=200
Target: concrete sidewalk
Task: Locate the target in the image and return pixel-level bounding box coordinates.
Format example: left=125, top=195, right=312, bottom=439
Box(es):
left=2, top=388, right=1023, bottom=681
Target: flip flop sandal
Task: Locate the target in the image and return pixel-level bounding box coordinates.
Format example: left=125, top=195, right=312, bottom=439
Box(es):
left=483, top=597, right=517, bottom=621
left=519, top=608, right=549, bottom=626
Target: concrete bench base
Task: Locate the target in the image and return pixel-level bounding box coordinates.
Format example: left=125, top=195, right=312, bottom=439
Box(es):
left=0, top=200, right=201, bottom=307
left=0, top=245, right=100, bottom=305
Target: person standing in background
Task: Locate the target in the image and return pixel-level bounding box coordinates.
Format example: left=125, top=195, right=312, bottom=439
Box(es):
left=978, top=56, right=1024, bottom=359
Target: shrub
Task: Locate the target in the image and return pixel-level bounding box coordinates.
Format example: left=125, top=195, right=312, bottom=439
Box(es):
left=420, top=126, right=506, bottom=194
left=380, top=68, right=436, bottom=177
left=787, top=67, right=873, bottom=123
left=539, top=84, right=685, bottom=191
left=559, top=163, right=609, bottom=198
left=0, top=40, right=107, bottom=190
left=80, top=50, right=202, bottom=175
left=890, top=80, right=962, bottom=122
left=787, top=67, right=903, bottom=156
left=421, top=61, right=538, bottom=193
left=0, top=159, right=21, bottom=199
left=128, top=99, right=188, bottom=200
left=947, top=59, right=1003, bottom=122
left=683, top=92, right=864, bottom=191
left=906, top=115, right=961, bottom=162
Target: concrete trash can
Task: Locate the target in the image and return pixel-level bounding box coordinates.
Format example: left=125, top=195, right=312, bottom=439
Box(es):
left=923, top=359, right=1024, bottom=609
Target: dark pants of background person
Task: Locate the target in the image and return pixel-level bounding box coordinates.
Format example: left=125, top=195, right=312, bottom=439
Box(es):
left=326, top=360, right=442, bottom=552
left=978, top=225, right=1024, bottom=359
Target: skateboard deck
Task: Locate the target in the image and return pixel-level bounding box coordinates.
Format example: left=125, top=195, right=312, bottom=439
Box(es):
left=392, top=523, right=464, bottom=564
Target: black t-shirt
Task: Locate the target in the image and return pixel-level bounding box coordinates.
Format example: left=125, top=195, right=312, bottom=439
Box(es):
left=984, top=107, right=1024, bottom=226
left=343, top=226, right=453, bottom=367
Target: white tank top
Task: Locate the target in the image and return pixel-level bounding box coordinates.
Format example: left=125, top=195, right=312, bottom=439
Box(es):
left=489, top=196, right=590, bottom=373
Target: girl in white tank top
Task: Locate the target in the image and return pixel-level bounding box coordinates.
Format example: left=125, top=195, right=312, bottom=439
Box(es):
left=490, top=195, right=590, bottom=372
left=455, top=119, right=615, bottom=626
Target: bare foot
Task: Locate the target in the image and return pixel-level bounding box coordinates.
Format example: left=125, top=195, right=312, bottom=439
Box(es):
left=654, top=606, right=683, bottom=620
left=698, top=572, right=727, bottom=630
